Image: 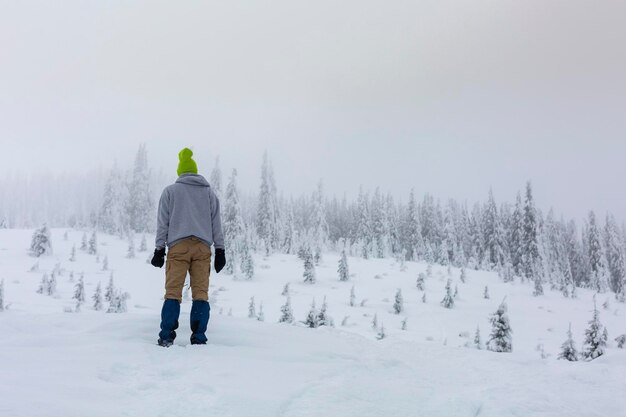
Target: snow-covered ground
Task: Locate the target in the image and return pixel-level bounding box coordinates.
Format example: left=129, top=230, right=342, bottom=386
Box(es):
left=0, top=228, right=625, bottom=417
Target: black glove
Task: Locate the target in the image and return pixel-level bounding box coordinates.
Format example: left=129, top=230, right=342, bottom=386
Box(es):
left=151, top=248, right=166, bottom=268
left=214, top=248, right=225, bottom=273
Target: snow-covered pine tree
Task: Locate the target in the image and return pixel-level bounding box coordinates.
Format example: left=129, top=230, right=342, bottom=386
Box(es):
left=223, top=169, right=245, bottom=275
left=240, top=234, right=255, bottom=280
left=126, top=234, right=136, bottom=259
left=139, top=234, right=147, bottom=252
left=398, top=249, right=407, bottom=271
left=304, top=298, right=319, bottom=328
left=80, top=232, right=88, bottom=252
left=420, top=194, right=440, bottom=264
left=92, top=282, right=103, bottom=311
left=422, top=292, right=427, bottom=303
left=376, top=323, right=386, bottom=340
left=474, top=326, right=482, bottom=349
left=467, top=204, right=484, bottom=269
left=521, top=182, right=542, bottom=285
left=440, top=279, right=455, bottom=309
left=615, top=334, right=626, bottom=349
left=107, top=290, right=130, bottom=313
left=126, top=144, right=154, bottom=234
left=587, top=211, right=610, bottom=293
left=564, top=220, right=586, bottom=289
left=393, top=289, right=404, bottom=314
left=303, top=249, right=316, bottom=284
left=349, top=285, right=356, bottom=307
left=257, top=302, right=265, bottom=322
left=69, top=245, right=76, bottom=262
left=338, top=249, right=349, bottom=281
left=604, top=214, right=626, bottom=296
left=105, top=273, right=115, bottom=302
left=48, top=272, right=57, bottom=296
left=540, top=209, right=560, bottom=291
left=372, top=313, right=378, bottom=330
left=317, top=297, right=332, bottom=326
left=73, top=275, right=85, bottom=310
left=99, top=165, right=128, bottom=236
left=370, top=188, right=384, bottom=258
left=209, top=156, right=223, bottom=201
left=582, top=296, right=607, bottom=360
left=460, top=268, right=467, bottom=284
left=501, top=262, right=515, bottom=283
left=533, top=274, right=544, bottom=297
left=482, top=189, right=505, bottom=270
left=441, top=202, right=457, bottom=266
left=558, top=323, right=578, bottom=361
left=484, top=286, right=490, bottom=299
left=355, top=187, right=372, bottom=259
left=257, top=153, right=278, bottom=256
left=297, top=238, right=310, bottom=261
left=401, top=317, right=408, bottom=330
left=102, top=255, right=109, bottom=271
left=248, top=296, right=257, bottom=319
left=487, top=300, right=512, bottom=353
left=312, top=181, right=328, bottom=263
left=0, top=279, right=4, bottom=312
left=30, top=224, right=53, bottom=257
left=510, top=192, right=524, bottom=276
left=404, top=189, right=425, bottom=261
left=416, top=273, right=425, bottom=291
left=281, top=283, right=290, bottom=296
left=37, top=273, right=49, bottom=294
left=281, top=201, right=296, bottom=254
left=88, top=231, right=98, bottom=255
left=279, top=296, right=294, bottom=323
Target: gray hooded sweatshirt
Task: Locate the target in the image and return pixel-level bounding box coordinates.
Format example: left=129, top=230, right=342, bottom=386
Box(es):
left=155, top=174, right=224, bottom=250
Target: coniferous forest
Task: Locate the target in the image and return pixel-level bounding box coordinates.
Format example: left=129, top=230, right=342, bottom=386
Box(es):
left=1, top=144, right=624, bottom=301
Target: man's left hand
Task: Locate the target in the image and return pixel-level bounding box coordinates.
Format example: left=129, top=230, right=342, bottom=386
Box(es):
left=151, top=248, right=166, bottom=268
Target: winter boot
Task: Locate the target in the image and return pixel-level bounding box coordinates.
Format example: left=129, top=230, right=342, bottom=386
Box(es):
left=157, top=338, right=174, bottom=348
left=158, top=299, right=180, bottom=346
left=190, top=300, right=210, bottom=345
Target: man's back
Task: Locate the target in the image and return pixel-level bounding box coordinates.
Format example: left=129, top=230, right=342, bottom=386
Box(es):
left=155, top=173, right=224, bottom=250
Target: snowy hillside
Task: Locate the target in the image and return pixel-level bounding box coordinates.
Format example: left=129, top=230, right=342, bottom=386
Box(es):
left=0, top=228, right=625, bottom=417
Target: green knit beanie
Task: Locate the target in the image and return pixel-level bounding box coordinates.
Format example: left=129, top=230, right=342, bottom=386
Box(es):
left=177, top=148, right=198, bottom=176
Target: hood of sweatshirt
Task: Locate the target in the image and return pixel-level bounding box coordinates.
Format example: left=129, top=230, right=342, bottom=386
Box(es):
left=175, top=174, right=210, bottom=188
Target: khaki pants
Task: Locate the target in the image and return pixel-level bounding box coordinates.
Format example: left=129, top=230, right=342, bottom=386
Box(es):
left=165, top=237, right=212, bottom=302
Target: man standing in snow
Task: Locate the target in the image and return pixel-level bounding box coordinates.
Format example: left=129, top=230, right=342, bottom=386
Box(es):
left=151, top=148, right=225, bottom=347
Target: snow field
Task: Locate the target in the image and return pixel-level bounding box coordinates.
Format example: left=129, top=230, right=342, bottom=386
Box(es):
left=0, top=228, right=625, bottom=417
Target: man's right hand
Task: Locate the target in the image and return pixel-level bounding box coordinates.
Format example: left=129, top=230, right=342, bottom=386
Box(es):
left=214, top=248, right=225, bottom=273
left=151, top=248, right=166, bottom=268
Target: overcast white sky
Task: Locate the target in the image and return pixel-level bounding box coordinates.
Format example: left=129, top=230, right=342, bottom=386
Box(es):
left=1, top=0, right=625, bottom=221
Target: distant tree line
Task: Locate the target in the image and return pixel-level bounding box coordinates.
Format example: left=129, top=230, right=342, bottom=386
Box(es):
left=3, top=146, right=625, bottom=299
